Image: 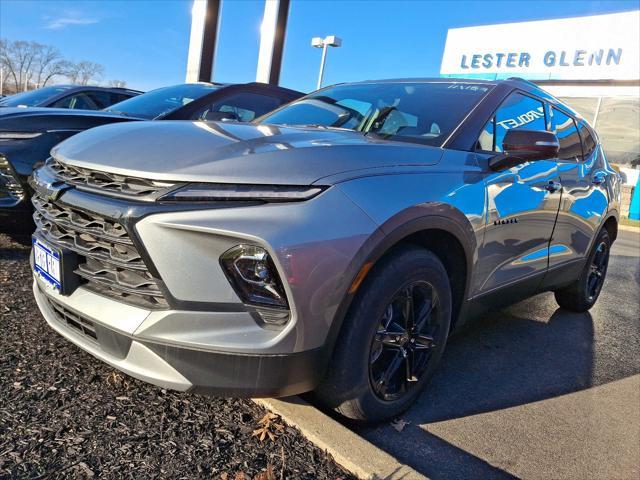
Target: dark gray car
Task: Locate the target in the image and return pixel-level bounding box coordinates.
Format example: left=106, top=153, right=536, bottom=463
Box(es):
left=29, top=78, right=620, bottom=422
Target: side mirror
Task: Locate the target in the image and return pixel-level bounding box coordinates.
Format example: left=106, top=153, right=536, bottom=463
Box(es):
left=489, top=129, right=559, bottom=171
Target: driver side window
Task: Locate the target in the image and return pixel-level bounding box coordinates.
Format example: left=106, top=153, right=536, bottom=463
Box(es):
left=477, top=92, right=546, bottom=152
left=192, top=92, right=281, bottom=122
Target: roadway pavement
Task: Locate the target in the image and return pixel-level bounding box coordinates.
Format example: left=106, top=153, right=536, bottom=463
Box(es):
left=357, top=229, right=640, bottom=479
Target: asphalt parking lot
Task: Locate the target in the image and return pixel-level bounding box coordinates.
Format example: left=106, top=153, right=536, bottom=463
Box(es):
left=357, top=229, right=640, bottom=479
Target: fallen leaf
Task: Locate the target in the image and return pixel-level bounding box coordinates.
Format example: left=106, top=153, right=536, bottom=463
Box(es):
left=390, top=418, right=410, bottom=432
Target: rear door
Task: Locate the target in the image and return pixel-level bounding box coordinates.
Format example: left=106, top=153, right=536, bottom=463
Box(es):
left=549, top=110, right=609, bottom=270
left=475, top=91, right=562, bottom=294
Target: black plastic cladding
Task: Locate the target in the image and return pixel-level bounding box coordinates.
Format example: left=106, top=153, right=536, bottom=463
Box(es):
left=52, top=186, right=261, bottom=312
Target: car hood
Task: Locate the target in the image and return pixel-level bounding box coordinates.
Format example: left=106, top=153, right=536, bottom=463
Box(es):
left=0, top=106, right=135, bottom=119
left=52, top=120, right=444, bottom=185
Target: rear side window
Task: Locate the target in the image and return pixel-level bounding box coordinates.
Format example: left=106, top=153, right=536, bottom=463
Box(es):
left=578, top=122, right=598, bottom=158
left=85, top=91, right=113, bottom=109
left=550, top=107, right=582, bottom=162
left=51, top=93, right=96, bottom=110
left=477, top=92, right=546, bottom=152
left=193, top=92, right=282, bottom=122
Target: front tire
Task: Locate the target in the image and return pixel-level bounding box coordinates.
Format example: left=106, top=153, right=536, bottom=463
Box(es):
left=554, top=228, right=611, bottom=312
left=315, top=246, right=452, bottom=423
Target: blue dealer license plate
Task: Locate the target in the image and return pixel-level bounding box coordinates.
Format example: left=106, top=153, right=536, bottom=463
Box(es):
left=33, top=236, right=62, bottom=291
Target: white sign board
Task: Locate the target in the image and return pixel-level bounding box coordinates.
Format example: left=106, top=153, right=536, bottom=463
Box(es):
left=441, top=11, right=640, bottom=80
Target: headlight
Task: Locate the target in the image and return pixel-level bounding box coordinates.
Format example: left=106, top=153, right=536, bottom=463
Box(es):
left=0, top=132, right=43, bottom=140
left=159, top=183, right=325, bottom=202
left=0, top=155, right=25, bottom=198
left=220, top=245, right=289, bottom=312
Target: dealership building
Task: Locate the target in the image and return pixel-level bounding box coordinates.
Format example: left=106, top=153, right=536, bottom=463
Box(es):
left=440, top=10, right=640, bottom=187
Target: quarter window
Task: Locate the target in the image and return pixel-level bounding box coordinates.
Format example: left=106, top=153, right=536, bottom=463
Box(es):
left=550, top=107, right=582, bottom=162
left=578, top=122, right=598, bottom=158
left=477, top=92, right=546, bottom=152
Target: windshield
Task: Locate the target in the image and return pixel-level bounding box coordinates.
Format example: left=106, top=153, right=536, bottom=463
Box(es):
left=0, top=85, right=74, bottom=107
left=104, top=83, right=219, bottom=119
left=259, top=81, right=492, bottom=146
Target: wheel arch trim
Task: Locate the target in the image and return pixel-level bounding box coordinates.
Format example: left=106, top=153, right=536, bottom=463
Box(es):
left=319, top=204, right=477, bottom=368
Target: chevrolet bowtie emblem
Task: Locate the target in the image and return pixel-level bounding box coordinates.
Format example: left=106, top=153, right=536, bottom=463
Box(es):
left=29, top=171, right=71, bottom=202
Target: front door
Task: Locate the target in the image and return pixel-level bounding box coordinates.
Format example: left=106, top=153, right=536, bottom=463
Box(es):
left=474, top=92, right=562, bottom=295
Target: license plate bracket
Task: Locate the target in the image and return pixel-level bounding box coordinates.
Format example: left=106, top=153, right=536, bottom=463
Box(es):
left=32, top=236, right=79, bottom=295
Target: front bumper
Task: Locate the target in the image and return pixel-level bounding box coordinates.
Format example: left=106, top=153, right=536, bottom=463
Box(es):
left=30, top=172, right=380, bottom=396
left=34, top=278, right=325, bottom=397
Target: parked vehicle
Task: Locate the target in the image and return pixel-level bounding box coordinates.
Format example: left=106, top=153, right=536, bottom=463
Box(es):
left=0, top=85, right=141, bottom=109
left=0, top=82, right=303, bottom=230
left=29, top=78, right=619, bottom=422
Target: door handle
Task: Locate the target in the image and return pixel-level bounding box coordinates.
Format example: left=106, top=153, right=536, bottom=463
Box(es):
left=545, top=181, right=562, bottom=193
left=592, top=172, right=606, bottom=185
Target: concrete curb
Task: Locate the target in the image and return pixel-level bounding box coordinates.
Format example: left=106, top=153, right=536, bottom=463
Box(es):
left=254, top=397, right=426, bottom=480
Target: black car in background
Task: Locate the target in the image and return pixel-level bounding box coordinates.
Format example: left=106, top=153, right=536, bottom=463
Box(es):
left=0, top=85, right=142, bottom=110
left=0, top=82, right=303, bottom=230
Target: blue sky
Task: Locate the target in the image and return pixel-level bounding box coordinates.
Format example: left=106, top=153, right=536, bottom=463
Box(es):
left=1, top=0, right=638, bottom=92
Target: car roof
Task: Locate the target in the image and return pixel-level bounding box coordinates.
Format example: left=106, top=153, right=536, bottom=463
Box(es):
left=54, top=85, right=143, bottom=95
left=350, top=77, right=499, bottom=85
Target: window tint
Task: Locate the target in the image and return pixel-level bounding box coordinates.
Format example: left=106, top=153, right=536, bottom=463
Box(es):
left=113, top=93, right=134, bottom=104
left=550, top=107, right=582, bottom=161
left=494, top=93, right=546, bottom=152
left=477, top=92, right=546, bottom=152
left=194, top=92, right=281, bottom=122
left=85, top=91, right=113, bottom=109
left=578, top=122, right=598, bottom=158
left=476, top=117, right=495, bottom=151
left=0, top=85, right=74, bottom=107
left=51, top=93, right=96, bottom=110
left=105, top=84, right=219, bottom=119
left=260, top=82, right=492, bottom=146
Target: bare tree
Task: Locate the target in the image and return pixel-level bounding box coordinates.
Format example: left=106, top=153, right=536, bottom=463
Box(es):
left=0, top=39, right=40, bottom=91
left=1, top=39, right=109, bottom=92
left=108, top=79, right=127, bottom=88
left=33, top=44, right=66, bottom=87
left=64, top=60, right=104, bottom=85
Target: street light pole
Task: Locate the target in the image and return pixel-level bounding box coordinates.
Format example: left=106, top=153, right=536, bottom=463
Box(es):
left=311, top=35, right=342, bottom=90
left=317, top=43, right=328, bottom=90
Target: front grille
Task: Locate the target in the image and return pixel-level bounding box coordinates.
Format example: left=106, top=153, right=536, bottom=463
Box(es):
left=46, top=295, right=98, bottom=342
left=47, top=158, right=176, bottom=200
left=32, top=193, right=168, bottom=309
left=0, top=155, right=25, bottom=200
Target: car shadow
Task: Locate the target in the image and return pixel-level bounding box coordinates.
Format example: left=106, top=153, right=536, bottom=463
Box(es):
left=408, top=302, right=595, bottom=424
left=345, top=297, right=599, bottom=478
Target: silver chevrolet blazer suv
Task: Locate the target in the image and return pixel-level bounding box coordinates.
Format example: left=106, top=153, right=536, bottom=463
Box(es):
left=29, top=78, right=620, bottom=422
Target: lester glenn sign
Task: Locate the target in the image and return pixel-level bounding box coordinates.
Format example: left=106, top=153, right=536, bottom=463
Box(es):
left=440, top=11, right=640, bottom=80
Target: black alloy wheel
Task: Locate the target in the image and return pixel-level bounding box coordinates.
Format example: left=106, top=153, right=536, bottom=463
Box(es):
left=370, top=281, right=442, bottom=401
left=315, top=246, right=452, bottom=423
left=586, top=241, right=609, bottom=302
left=554, top=228, right=611, bottom=313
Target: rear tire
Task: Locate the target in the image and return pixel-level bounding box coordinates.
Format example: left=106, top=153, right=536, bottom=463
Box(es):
left=315, top=246, right=452, bottom=423
left=554, top=229, right=611, bottom=312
